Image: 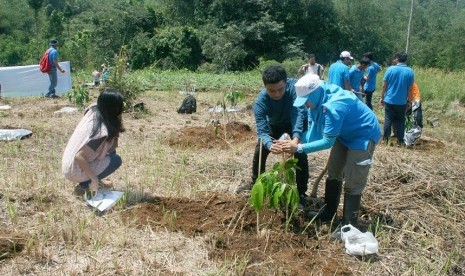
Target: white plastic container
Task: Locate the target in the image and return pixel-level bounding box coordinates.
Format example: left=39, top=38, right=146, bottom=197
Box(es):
left=341, top=224, right=379, bottom=256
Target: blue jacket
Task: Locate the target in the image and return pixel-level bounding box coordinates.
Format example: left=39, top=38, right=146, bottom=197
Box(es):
left=301, top=82, right=381, bottom=152
left=253, top=79, right=306, bottom=149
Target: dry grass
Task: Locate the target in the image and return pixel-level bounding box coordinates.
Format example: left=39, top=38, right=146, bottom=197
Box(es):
left=1, top=89, right=464, bottom=275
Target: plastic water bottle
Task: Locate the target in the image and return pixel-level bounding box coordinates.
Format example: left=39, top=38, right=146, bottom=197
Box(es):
left=279, top=133, right=291, bottom=141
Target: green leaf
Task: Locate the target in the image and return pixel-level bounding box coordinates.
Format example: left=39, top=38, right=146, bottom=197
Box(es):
left=290, top=187, right=300, bottom=213
left=284, top=158, right=298, bottom=170
left=286, top=169, right=296, bottom=185
left=249, top=181, right=264, bottom=213
left=270, top=182, right=285, bottom=209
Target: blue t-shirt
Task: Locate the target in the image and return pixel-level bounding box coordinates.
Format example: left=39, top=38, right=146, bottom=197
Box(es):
left=253, top=79, right=306, bottom=149
left=302, top=83, right=381, bottom=150
left=383, top=63, right=414, bottom=105
left=349, top=65, right=365, bottom=92
left=363, top=62, right=381, bottom=92
left=48, top=47, right=58, bottom=68
left=328, top=60, right=349, bottom=89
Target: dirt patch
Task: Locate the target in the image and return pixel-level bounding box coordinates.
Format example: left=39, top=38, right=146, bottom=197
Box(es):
left=411, top=137, right=445, bottom=151
left=121, top=193, right=352, bottom=275
left=0, top=233, right=27, bottom=260
left=168, top=121, right=253, bottom=149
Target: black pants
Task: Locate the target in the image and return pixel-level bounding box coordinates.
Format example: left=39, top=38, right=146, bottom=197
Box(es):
left=383, top=103, right=407, bottom=144
left=251, top=124, right=309, bottom=196
left=365, top=91, right=374, bottom=110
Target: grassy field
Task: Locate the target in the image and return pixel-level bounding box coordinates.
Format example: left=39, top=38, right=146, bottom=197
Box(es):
left=1, top=68, right=465, bottom=275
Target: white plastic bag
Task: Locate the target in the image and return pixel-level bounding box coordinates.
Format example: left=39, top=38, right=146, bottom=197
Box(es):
left=341, top=224, right=379, bottom=256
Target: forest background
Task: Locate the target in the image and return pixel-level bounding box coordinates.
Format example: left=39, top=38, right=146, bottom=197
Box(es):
left=1, top=0, right=465, bottom=73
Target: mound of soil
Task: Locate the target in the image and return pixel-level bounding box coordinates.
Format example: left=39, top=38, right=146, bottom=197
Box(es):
left=121, top=194, right=352, bottom=275
left=168, top=121, right=253, bottom=149
left=412, top=137, right=445, bottom=151
left=0, top=233, right=26, bottom=260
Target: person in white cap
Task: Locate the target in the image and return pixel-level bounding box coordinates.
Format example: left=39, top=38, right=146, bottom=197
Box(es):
left=277, top=73, right=381, bottom=228
left=327, top=51, right=353, bottom=91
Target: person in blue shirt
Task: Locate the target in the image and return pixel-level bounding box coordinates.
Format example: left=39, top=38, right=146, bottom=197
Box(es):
left=380, top=52, right=414, bottom=145
left=349, top=57, right=370, bottom=100
left=279, top=73, right=381, bottom=228
left=362, top=52, right=382, bottom=110
left=45, top=39, right=66, bottom=98
left=236, top=65, right=309, bottom=204
left=328, top=51, right=353, bottom=91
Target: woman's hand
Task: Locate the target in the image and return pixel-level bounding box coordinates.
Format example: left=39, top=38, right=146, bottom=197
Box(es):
left=89, top=178, right=100, bottom=193
left=279, top=140, right=299, bottom=154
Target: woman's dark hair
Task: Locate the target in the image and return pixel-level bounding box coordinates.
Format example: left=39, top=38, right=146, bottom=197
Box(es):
left=91, top=89, right=125, bottom=139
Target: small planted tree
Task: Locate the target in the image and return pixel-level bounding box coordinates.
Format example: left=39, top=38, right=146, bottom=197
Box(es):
left=249, top=158, right=300, bottom=233
left=67, top=84, right=90, bottom=110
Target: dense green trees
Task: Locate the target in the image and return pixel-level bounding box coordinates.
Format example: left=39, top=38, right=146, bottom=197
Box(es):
left=0, top=0, right=464, bottom=72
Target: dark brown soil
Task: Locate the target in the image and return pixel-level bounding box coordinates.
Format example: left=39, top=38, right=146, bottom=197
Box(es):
left=411, top=137, right=445, bottom=151
left=168, top=121, right=254, bottom=149
left=0, top=234, right=26, bottom=260
left=121, top=193, right=353, bottom=275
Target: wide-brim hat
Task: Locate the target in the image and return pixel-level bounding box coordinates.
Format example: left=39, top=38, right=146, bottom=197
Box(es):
left=293, top=74, right=323, bottom=107
left=50, top=39, right=59, bottom=46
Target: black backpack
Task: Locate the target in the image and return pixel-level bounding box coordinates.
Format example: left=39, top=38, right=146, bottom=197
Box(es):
left=177, top=95, right=197, bottom=114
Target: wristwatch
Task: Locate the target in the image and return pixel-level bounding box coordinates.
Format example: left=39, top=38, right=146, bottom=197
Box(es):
left=297, top=144, right=304, bottom=154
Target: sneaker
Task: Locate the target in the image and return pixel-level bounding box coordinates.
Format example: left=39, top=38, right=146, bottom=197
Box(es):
left=45, top=93, right=59, bottom=98
left=235, top=181, right=253, bottom=194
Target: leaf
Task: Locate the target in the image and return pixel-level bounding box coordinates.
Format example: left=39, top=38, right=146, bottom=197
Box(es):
left=284, top=158, right=298, bottom=170
left=249, top=181, right=264, bottom=213
left=270, top=182, right=285, bottom=209
left=289, top=187, right=300, bottom=213
left=286, top=169, right=296, bottom=185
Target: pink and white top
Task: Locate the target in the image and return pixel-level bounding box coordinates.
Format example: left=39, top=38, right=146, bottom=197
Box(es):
left=62, top=105, right=115, bottom=183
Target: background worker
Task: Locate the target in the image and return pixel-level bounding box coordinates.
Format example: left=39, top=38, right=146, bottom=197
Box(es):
left=380, top=52, right=414, bottom=145
left=299, top=53, right=325, bottom=79
left=45, top=39, right=66, bottom=98
left=92, top=68, right=101, bottom=86
left=408, top=82, right=423, bottom=128
left=279, top=73, right=381, bottom=228
left=328, top=51, right=353, bottom=91
left=236, top=65, right=310, bottom=204
left=349, top=57, right=370, bottom=100
left=362, top=52, right=382, bottom=110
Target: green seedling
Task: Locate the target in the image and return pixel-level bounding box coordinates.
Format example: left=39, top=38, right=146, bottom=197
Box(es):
left=7, top=202, right=17, bottom=224
left=224, top=90, right=244, bottom=108
left=67, top=84, right=90, bottom=110
left=249, top=158, right=300, bottom=233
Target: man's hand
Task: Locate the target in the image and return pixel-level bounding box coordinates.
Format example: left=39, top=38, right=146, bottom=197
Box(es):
left=270, top=141, right=283, bottom=154
left=276, top=140, right=298, bottom=154
left=60, top=69, right=66, bottom=74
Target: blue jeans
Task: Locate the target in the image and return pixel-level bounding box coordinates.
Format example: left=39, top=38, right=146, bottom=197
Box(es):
left=47, top=68, right=58, bottom=96
left=365, top=91, right=374, bottom=110
left=383, top=103, right=407, bottom=144
left=79, top=152, right=122, bottom=189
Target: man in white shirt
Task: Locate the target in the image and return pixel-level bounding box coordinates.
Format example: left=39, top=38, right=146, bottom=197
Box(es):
left=299, top=53, right=324, bottom=79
